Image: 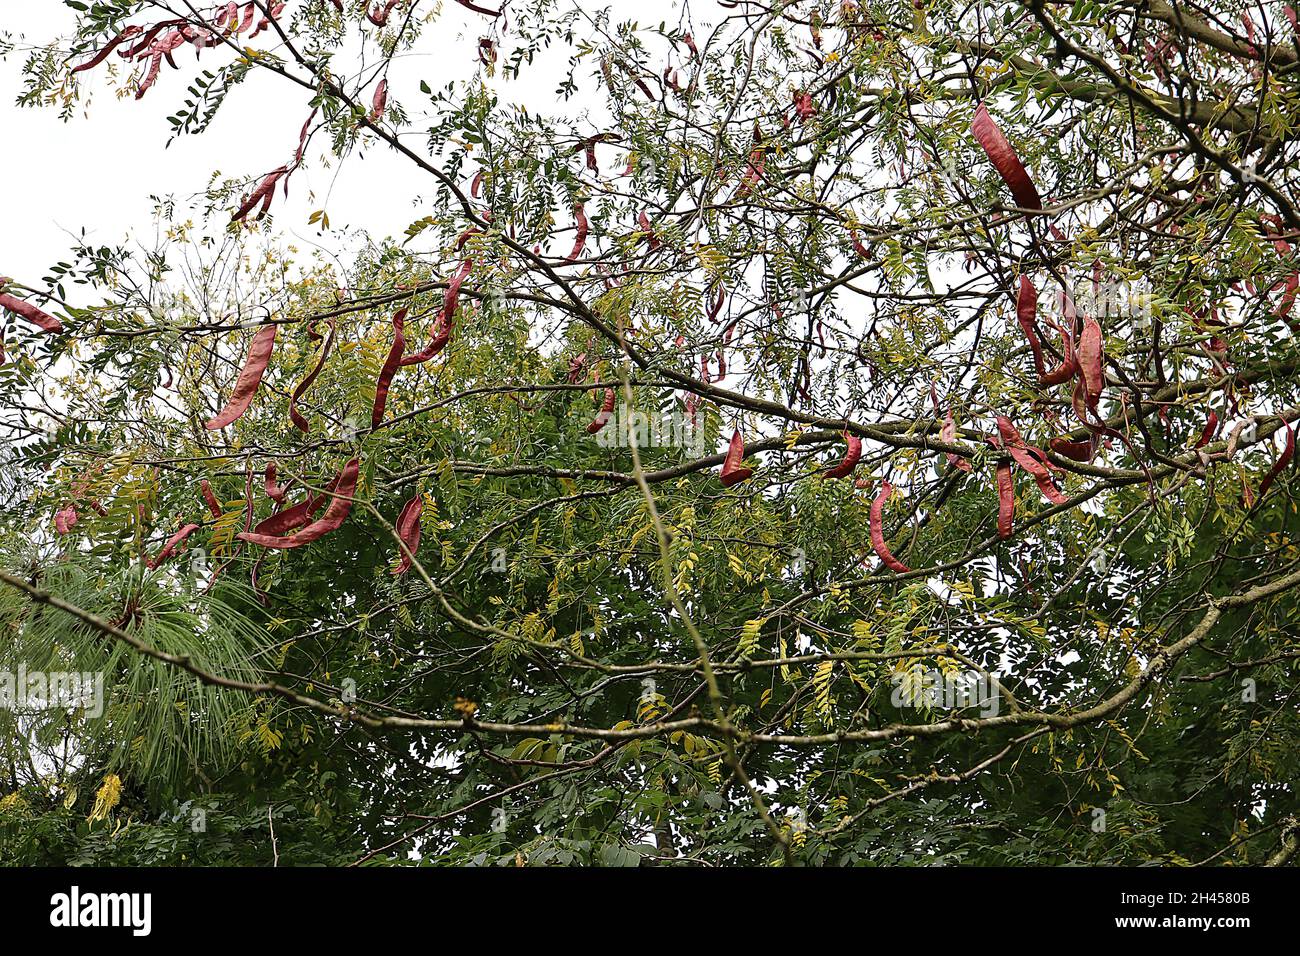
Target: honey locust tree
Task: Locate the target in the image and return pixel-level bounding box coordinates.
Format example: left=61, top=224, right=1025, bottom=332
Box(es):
left=1, top=0, right=1298, bottom=866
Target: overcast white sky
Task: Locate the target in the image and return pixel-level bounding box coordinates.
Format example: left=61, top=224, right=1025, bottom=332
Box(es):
left=0, top=1, right=645, bottom=286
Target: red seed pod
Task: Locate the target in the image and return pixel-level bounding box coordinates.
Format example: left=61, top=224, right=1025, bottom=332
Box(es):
left=707, top=284, right=727, bottom=324
left=370, top=77, right=388, bottom=120
left=1015, top=276, right=1045, bottom=376
left=995, top=461, right=1015, bottom=539
left=136, top=51, right=165, bottom=99
left=146, top=523, right=201, bottom=569
left=638, top=211, right=661, bottom=251
left=216, top=2, right=238, bottom=30
left=249, top=2, right=287, bottom=39
left=371, top=309, right=407, bottom=429
left=401, top=259, right=473, bottom=366
left=264, top=464, right=289, bottom=503
left=232, top=166, right=289, bottom=222
left=71, top=25, right=144, bottom=73
left=1256, top=421, right=1295, bottom=499
left=1039, top=317, right=1077, bottom=387
left=734, top=142, right=765, bottom=200
left=971, top=102, right=1043, bottom=210
left=849, top=229, right=870, bottom=260
left=567, top=352, right=588, bottom=384
left=1049, top=436, right=1094, bottom=462
left=719, top=429, right=754, bottom=487
left=680, top=32, right=698, bottom=57
left=456, top=0, right=502, bottom=15
left=200, top=479, right=223, bottom=518
left=1076, top=315, right=1104, bottom=409
left=289, top=319, right=336, bottom=432
left=238, top=458, right=360, bottom=549
left=869, top=481, right=910, bottom=573
left=567, top=203, right=588, bottom=262
left=54, top=506, right=79, bottom=535
left=587, top=388, right=616, bottom=433
left=0, top=292, right=63, bottom=333
left=793, top=91, right=816, bottom=122
left=822, top=432, right=862, bottom=479
left=205, top=324, right=278, bottom=429
left=293, top=108, right=317, bottom=169
left=367, top=0, right=403, bottom=27
left=995, top=415, right=1067, bottom=504
left=940, top=410, right=973, bottom=472
left=392, top=492, right=423, bottom=576
left=470, top=170, right=483, bottom=198
left=1194, top=410, right=1220, bottom=449
left=253, top=490, right=327, bottom=537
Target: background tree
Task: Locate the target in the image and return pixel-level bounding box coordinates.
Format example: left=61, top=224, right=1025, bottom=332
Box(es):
left=1, top=0, right=1298, bottom=866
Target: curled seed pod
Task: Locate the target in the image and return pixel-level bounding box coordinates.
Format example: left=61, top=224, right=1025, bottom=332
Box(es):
left=205, top=324, right=277, bottom=429
left=238, top=458, right=360, bottom=549
left=0, top=292, right=63, bottom=333
left=1256, top=421, right=1295, bottom=499
left=289, top=319, right=336, bottom=432
left=719, top=429, right=754, bottom=487
left=71, top=25, right=144, bottom=73
left=264, top=464, right=289, bottom=503
left=146, top=523, right=201, bottom=569
left=232, top=166, right=289, bottom=222
left=392, top=492, right=423, bottom=576
left=734, top=142, right=765, bottom=200
left=638, top=210, right=661, bottom=251
left=136, top=51, right=164, bottom=99
left=54, top=506, right=79, bottom=535
left=567, top=352, right=588, bottom=384
left=367, top=0, right=403, bottom=27
left=1194, top=410, right=1220, bottom=449
left=567, top=203, right=588, bottom=262
left=371, top=309, right=407, bottom=429
left=940, top=409, right=973, bottom=472
left=996, top=461, right=1015, bottom=539
left=1038, top=317, right=1077, bottom=387
left=249, top=2, right=287, bottom=39
left=793, top=90, right=816, bottom=122
left=200, top=479, right=223, bottom=517
left=849, top=229, right=870, bottom=259
left=869, top=481, right=910, bottom=573
left=996, top=415, right=1067, bottom=504
left=587, top=388, right=616, bottom=433
left=707, top=283, right=726, bottom=323
left=253, top=490, right=327, bottom=536
left=1049, top=436, right=1094, bottom=462
left=971, top=102, right=1043, bottom=210
left=1015, top=276, right=1045, bottom=376
left=456, top=0, right=502, bottom=15
left=370, top=77, right=388, bottom=121
left=401, top=259, right=473, bottom=366
left=822, top=432, right=862, bottom=479
left=292, top=107, right=316, bottom=169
